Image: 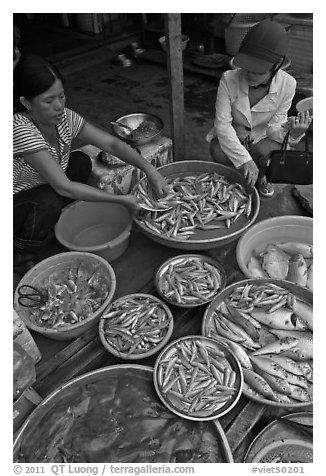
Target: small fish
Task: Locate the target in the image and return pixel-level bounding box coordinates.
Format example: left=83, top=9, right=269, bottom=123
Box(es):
left=250, top=308, right=308, bottom=331
left=261, top=244, right=290, bottom=280
left=218, top=315, right=260, bottom=349
left=286, top=253, right=308, bottom=287
left=213, top=336, right=253, bottom=369
left=277, top=241, right=313, bottom=259
left=252, top=336, right=298, bottom=356
left=247, top=256, right=269, bottom=279
left=224, top=300, right=260, bottom=340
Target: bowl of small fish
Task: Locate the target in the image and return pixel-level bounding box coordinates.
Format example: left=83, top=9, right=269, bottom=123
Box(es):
left=155, top=254, right=227, bottom=307
left=111, top=113, right=163, bottom=146
left=236, top=216, right=313, bottom=291
left=153, top=335, right=243, bottom=421
left=202, top=278, right=313, bottom=408
left=133, top=160, right=260, bottom=250
left=13, top=252, right=116, bottom=341
left=99, top=293, right=174, bottom=360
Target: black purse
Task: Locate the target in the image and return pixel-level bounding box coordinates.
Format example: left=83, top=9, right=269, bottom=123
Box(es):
left=265, top=131, right=313, bottom=185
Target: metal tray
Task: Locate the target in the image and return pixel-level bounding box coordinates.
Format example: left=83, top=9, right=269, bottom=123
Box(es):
left=14, top=365, right=234, bottom=463
left=202, top=278, right=313, bottom=409
left=244, top=411, right=313, bottom=463
left=133, top=161, right=260, bottom=250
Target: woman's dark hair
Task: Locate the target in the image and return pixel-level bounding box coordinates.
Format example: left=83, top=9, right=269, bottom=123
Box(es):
left=13, top=55, right=64, bottom=111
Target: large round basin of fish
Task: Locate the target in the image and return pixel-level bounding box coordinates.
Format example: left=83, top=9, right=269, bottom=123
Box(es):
left=202, top=278, right=313, bottom=409
left=236, top=216, right=313, bottom=291
left=133, top=161, right=260, bottom=250
left=13, top=252, right=116, bottom=341
left=14, top=365, right=234, bottom=463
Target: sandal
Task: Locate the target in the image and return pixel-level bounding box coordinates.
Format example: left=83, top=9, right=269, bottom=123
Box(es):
left=257, top=179, right=275, bottom=198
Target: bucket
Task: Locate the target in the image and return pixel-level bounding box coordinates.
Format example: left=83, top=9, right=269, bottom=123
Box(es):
left=55, top=201, right=132, bottom=262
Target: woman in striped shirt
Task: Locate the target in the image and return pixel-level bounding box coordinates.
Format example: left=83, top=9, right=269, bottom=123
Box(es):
left=13, top=55, right=169, bottom=272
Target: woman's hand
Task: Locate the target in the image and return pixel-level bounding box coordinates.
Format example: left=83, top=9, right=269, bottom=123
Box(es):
left=146, top=168, right=170, bottom=198
left=287, top=111, right=312, bottom=139
left=120, top=195, right=141, bottom=214
left=238, top=159, right=259, bottom=187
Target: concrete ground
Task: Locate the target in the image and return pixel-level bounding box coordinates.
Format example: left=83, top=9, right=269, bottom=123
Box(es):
left=13, top=35, right=312, bottom=285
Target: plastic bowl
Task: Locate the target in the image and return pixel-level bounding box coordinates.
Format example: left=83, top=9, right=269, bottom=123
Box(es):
left=111, top=113, right=163, bottom=146
left=153, top=335, right=243, bottom=421
left=55, top=201, right=132, bottom=262
left=99, top=293, right=174, bottom=360
left=13, top=252, right=116, bottom=341
left=133, top=160, right=260, bottom=250
left=155, top=254, right=227, bottom=308
left=159, top=35, right=189, bottom=52
left=296, top=96, right=313, bottom=131
left=236, top=215, right=313, bottom=280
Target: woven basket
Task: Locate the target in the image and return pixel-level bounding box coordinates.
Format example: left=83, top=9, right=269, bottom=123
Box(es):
left=224, top=13, right=271, bottom=56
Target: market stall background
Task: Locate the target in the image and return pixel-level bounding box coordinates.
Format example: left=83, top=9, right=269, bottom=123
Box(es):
left=13, top=12, right=313, bottom=462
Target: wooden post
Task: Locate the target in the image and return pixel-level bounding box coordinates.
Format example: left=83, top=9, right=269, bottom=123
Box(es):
left=164, top=14, right=185, bottom=162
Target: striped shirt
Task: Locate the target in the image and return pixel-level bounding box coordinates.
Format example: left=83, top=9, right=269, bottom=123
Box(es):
left=13, top=108, right=85, bottom=194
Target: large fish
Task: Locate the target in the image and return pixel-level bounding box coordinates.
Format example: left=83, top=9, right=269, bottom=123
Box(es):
left=250, top=308, right=308, bottom=330
left=261, top=244, right=290, bottom=279
left=286, top=253, right=308, bottom=287
left=259, top=372, right=311, bottom=402
left=277, top=242, right=313, bottom=259
left=306, top=264, right=313, bottom=292
left=247, top=256, right=268, bottom=279
left=252, top=336, right=298, bottom=356
left=291, top=297, right=313, bottom=331
left=263, top=353, right=311, bottom=379
left=269, top=329, right=313, bottom=360
left=242, top=368, right=277, bottom=401
left=249, top=354, right=288, bottom=379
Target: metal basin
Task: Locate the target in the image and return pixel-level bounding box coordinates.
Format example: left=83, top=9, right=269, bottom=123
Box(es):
left=111, top=112, right=163, bottom=146
left=133, top=160, right=260, bottom=250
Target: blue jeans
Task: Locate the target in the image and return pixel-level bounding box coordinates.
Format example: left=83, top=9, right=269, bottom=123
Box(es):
left=13, top=151, right=92, bottom=253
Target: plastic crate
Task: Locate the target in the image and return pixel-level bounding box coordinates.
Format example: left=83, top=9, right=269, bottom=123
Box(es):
left=224, top=13, right=271, bottom=56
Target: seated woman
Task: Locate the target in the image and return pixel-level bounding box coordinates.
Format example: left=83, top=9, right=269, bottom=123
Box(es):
left=207, top=19, right=311, bottom=198
left=13, top=55, right=169, bottom=272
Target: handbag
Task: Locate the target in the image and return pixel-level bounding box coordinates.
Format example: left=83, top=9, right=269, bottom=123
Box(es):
left=265, top=131, right=313, bottom=185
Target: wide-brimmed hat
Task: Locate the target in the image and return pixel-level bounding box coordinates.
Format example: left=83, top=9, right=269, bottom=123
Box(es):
left=233, top=19, right=288, bottom=73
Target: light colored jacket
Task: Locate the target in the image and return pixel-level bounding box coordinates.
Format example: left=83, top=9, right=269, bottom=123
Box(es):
left=206, top=68, right=303, bottom=168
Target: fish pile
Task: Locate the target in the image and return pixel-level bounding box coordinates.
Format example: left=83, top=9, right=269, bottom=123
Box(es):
left=247, top=241, right=313, bottom=291
left=101, top=295, right=172, bottom=356
left=29, top=262, right=110, bottom=329
left=156, top=337, right=241, bottom=418
left=157, top=256, right=224, bottom=306
left=135, top=173, right=253, bottom=240
left=18, top=367, right=224, bottom=463
left=204, top=282, right=313, bottom=405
